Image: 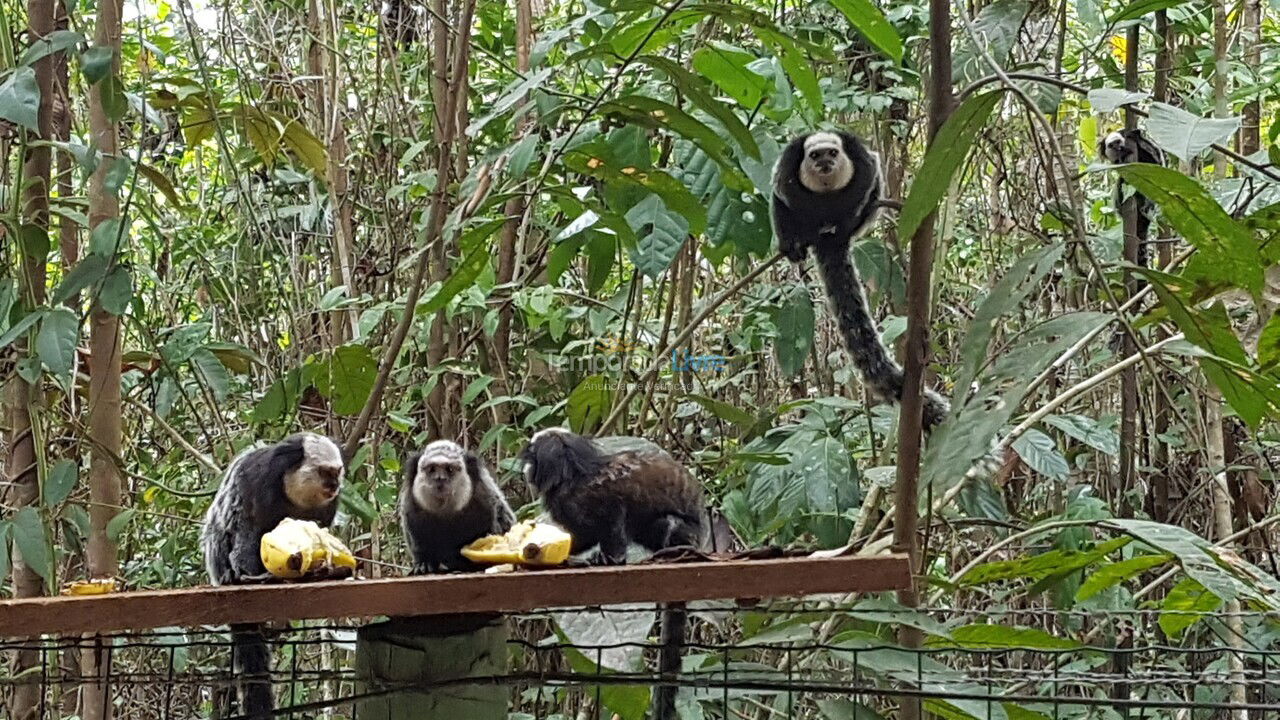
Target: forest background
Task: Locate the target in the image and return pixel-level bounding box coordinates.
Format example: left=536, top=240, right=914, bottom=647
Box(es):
left=4, top=0, right=1280, bottom=716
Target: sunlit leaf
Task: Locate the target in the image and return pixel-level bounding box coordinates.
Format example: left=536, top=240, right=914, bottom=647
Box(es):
left=827, top=0, right=904, bottom=63
left=1145, top=102, right=1242, bottom=163
left=567, top=374, right=613, bottom=434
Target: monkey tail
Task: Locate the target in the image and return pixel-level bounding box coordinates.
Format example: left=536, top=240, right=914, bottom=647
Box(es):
left=231, top=623, right=273, bottom=719
left=812, top=240, right=951, bottom=429
left=653, top=603, right=688, bottom=720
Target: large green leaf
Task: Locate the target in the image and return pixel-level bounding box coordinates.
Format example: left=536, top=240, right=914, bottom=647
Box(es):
left=959, top=536, right=1130, bottom=586
left=953, top=0, right=1028, bottom=87
left=1010, top=429, right=1068, bottom=481
left=568, top=154, right=707, bottom=234
left=636, top=56, right=759, bottom=158
left=99, top=266, right=133, bottom=315
left=0, top=309, right=46, bottom=352
left=1144, top=102, right=1242, bottom=163
left=1110, top=0, right=1194, bottom=24
left=691, top=43, right=770, bottom=109
left=774, top=283, right=815, bottom=377
left=37, top=308, right=80, bottom=382
left=598, top=95, right=739, bottom=178
left=313, top=344, right=377, bottom=416
left=1075, top=554, right=1171, bottom=601
left=161, top=323, right=212, bottom=366
left=51, top=254, right=111, bottom=305
left=1087, top=88, right=1149, bottom=113
left=465, top=68, right=553, bottom=137
left=932, top=624, right=1083, bottom=651
left=898, top=91, right=1003, bottom=243
left=80, top=46, right=113, bottom=84
left=190, top=348, right=231, bottom=402
left=43, top=459, right=78, bottom=507
left=1119, top=166, right=1261, bottom=295
left=12, top=507, right=51, bottom=583
left=626, top=194, right=689, bottom=279
left=1043, top=413, right=1120, bottom=456
left=19, top=30, right=85, bottom=67
left=754, top=30, right=822, bottom=112
left=418, top=219, right=503, bottom=315
left=827, top=0, right=904, bottom=63
left=0, top=67, right=41, bottom=131
left=1159, top=577, right=1222, bottom=638
left=567, top=374, right=613, bottom=434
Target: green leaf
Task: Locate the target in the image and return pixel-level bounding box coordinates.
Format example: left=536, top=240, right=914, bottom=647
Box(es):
left=626, top=194, right=689, bottom=279
left=1086, top=88, right=1149, bottom=113
left=1258, top=312, right=1280, bottom=370
left=1011, top=429, right=1069, bottom=480
left=0, top=522, right=10, bottom=583
left=1159, top=577, right=1221, bottom=638
left=567, top=374, right=613, bottom=434
left=19, top=30, right=86, bottom=67
left=137, top=163, right=185, bottom=207
left=1110, top=0, right=1193, bottom=23
left=106, top=508, right=136, bottom=542
left=691, top=43, right=770, bottom=109
left=934, top=624, right=1083, bottom=651
left=598, top=95, right=734, bottom=169
left=465, top=68, right=553, bottom=137
left=12, top=507, right=51, bottom=582
left=52, top=254, right=111, bottom=305
left=508, top=134, right=539, bottom=178
left=461, top=376, right=494, bottom=405
left=44, top=459, right=78, bottom=507
left=99, top=266, right=134, bottom=315
left=827, top=0, right=904, bottom=63
left=277, top=115, right=328, bottom=175
left=314, top=344, right=377, bottom=416
left=569, top=155, right=706, bottom=234
left=636, top=56, right=760, bottom=159
left=953, top=0, right=1028, bottom=87
left=1145, top=102, right=1242, bottom=163
left=417, top=220, right=501, bottom=315
left=37, top=307, right=80, bottom=382
left=774, top=283, right=815, bottom=377
left=1075, top=554, right=1171, bottom=601
left=88, top=218, right=124, bottom=258
left=162, top=323, right=212, bottom=366
left=80, top=46, right=114, bottom=84
left=100, top=74, right=128, bottom=123
left=0, top=309, right=46, bottom=352
left=1119, top=166, right=1261, bottom=295
left=190, top=348, right=231, bottom=402
left=959, top=536, right=1131, bottom=586
left=0, top=67, right=41, bottom=131
left=898, top=90, right=1002, bottom=242
left=1043, top=413, right=1120, bottom=455
left=756, top=30, right=822, bottom=111
left=251, top=368, right=306, bottom=423
left=686, top=394, right=755, bottom=430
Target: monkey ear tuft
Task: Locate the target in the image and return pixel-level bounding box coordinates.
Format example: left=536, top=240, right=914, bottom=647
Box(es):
left=403, top=452, right=422, bottom=484
left=463, top=452, right=485, bottom=486
left=268, top=437, right=307, bottom=478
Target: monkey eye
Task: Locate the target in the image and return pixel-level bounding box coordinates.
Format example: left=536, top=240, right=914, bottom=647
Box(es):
left=808, top=150, right=821, bottom=160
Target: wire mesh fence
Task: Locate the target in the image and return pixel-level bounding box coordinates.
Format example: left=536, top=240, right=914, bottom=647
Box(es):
left=2, top=602, right=1279, bottom=719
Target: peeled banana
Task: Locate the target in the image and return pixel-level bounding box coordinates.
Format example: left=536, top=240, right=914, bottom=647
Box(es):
left=259, top=518, right=357, bottom=580
left=461, top=521, right=573, bottom=567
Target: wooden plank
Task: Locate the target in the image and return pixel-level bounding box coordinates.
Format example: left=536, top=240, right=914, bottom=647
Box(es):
left=0, top=555, right=910, bottom=638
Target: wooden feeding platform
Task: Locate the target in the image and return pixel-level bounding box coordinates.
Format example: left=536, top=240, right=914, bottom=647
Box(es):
left=0, top=554, right=910, bottom=638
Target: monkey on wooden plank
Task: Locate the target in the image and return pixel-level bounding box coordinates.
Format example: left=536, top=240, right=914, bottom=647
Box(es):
left=399, top=439, right=516, bottom=573
left=202, top=432, right=344, bottom=720
left=520, top=427, right=708, bottom=720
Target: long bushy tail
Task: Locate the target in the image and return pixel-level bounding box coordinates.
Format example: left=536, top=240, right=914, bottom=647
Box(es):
left=231, top=623, right=273, bottom=719
left=812, top=241, right=951, bottom=429
left=653, top=603, right=688, bottom=720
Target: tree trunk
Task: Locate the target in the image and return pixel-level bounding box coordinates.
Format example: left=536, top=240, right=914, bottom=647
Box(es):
left=81, top=0, right=126, bottom=716
left=1149, top=10, right=1172, bottom=524
left=8, top=0, right=56, bottom=716
left=893, top=1, right=953, bottom=718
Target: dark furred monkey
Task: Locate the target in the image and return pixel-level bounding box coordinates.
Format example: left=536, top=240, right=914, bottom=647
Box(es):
left=202, top=432, right=344, bottom=720
left=1099, top=128, right=1166, bottom=264
left=772, top=130, right=952, bottom=429
left=400, top=439, right=516, bottom=573
left=520, top=428, right=708, bottom=720
left=520, top=428, right=708, bottom=562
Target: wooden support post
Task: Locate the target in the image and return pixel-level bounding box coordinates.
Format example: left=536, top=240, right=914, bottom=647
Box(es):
left=354, top=615, right=507, bottom=720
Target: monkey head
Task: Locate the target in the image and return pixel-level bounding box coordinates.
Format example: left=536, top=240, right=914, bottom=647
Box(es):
left=406, top=440, right=477, bottom=514
left=798, top=132, right=854, bottom=194
left=1100, top=130, right=1134, bottom=164
left=519, top=428, right=606, bottom=496
left=282, top=433, right=344, bottom=510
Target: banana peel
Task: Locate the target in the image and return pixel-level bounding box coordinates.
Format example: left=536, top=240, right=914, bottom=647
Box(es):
left=260, top=518, right=357, bottom=580
left=62, top=577, right=118, bottom=596
left=461, top=521, right=572, bottom=567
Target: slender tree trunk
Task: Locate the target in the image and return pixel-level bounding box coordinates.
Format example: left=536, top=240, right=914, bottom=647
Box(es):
left=491, top=0, right=535, bottom=421
left=1210, top=0, right=1246, bottom=712
left=8, top=0, right=56, bottom=716
left=1117, top=26, right=1139, bottom=522
left=1241, top=0, right=1261, bottom=156
left=893, top=1, right=953, bottom=718
left=81, top=0, right=126, bottom=716
left=1149, top=10, right=1172, bottom=524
